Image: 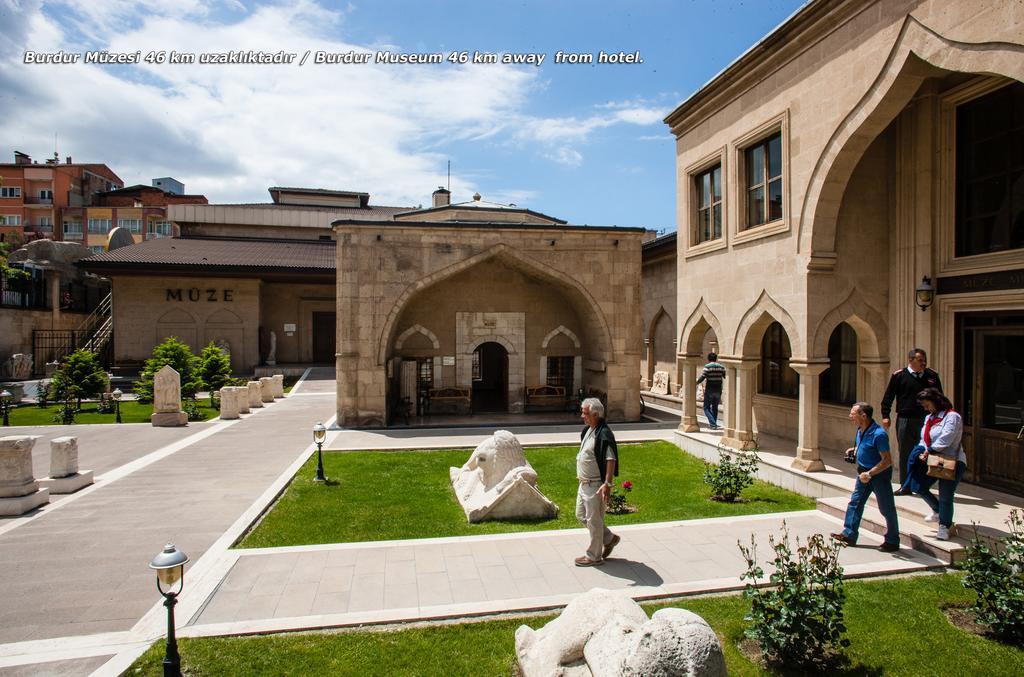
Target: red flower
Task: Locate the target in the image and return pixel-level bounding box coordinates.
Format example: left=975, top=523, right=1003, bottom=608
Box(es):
left=622, top=480, right=633, bottom=491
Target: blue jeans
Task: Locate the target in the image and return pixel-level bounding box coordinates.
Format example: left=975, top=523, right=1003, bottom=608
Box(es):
left=842, top=466, right=899, bottom=545
left=703, top=389, right=721, bottom=428
left=915, top=460, right=966, bottom=528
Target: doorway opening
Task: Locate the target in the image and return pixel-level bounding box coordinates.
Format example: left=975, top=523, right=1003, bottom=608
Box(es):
left=472, top=342, right=508, bottom=412
left=312, top=312, right=336, bottom=364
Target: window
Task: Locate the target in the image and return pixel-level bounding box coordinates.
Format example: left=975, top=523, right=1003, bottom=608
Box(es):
left=118, top=218, right=142, bottom=233
left=472, top=350, right=481, bottom=380
left=150, top=220, right=173, bottom=236
left=0, top=187, right=22, bottom=198
left=547, top=356, right=574, bottom=389
left=417, top=358, right=433, bottom=388
left=759, top=321, right=797, bottom=398
left=819, top=322, right=858, bottom=405
left=955, top=82, right=1024, bottom=257
left=694, top=165, right=722, bottom=243
left=744, top=132, right=783, bottom=229
left=87, top=218, right=111, bottom=234
left=37, top=217, right=53, bottom=231
left=0, top=215, right=20, bottom=226
left=39, top=189, right=53, bottom=201
left=63, top=221, right=83, bottom=239
left=89, top=245, right=105, bottom=255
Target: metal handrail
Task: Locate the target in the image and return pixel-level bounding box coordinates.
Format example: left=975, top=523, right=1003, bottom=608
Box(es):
left=76, top=293, right=111, bottom=334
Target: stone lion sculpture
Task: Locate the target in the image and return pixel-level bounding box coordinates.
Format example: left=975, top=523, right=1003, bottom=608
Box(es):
left=449, top=430, right=559, bottom=523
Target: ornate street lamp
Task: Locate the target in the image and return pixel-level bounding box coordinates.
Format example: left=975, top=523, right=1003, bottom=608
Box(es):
left=0, top=389, right=11, bottom=426
left=915, top=275, right=935, bottom=312
left=149, top=543, right=189, bottom=677
left=111, top=388, right=122, bottom=424
left=313, top=421, right=327, bottom=483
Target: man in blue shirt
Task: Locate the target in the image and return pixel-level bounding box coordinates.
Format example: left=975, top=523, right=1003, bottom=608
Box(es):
left=831, top=402, right=900, bottom=552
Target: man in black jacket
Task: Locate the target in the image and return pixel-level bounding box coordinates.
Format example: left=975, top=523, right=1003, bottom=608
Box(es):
left=574, top=397, right=620, bottom=566
left=881, top=348, right=943, bottom=487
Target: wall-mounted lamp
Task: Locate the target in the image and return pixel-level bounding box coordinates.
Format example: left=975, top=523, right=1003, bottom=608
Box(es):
left=613, top=239, right=619, bottom=247
left=915, top=275, right=934, bottom=312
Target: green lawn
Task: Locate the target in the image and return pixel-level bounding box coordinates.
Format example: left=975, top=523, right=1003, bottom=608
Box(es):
left=127, top=573, right=1024, bottom=676
left=238, top=441, right=814, bottom=548
left=5, top=398, right=219, bottom=425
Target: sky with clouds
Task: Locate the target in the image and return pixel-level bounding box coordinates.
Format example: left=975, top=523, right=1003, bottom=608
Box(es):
left=1, top=0, right=807, bottom=230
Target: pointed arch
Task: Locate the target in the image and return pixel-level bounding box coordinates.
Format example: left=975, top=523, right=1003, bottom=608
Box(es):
left=800, top=16, right=1024, bottom=268
left=394, top=323, right=440, bottom=350
left=376, top=243, right=613, bottom=363
left=156, top=308, right=197, bottom=324
left=680, top=298, right=725, bottom=355
left=646, top=306, right=673, bottom=343
left=811, top=288, right=888, bottom=360
left=734, top=290, right=802, bottom=357
left=206, top=308, right=242, bottom=324
left=541, top=325, right=581, bottom=350
left=470, top=335, right=516, bottom=354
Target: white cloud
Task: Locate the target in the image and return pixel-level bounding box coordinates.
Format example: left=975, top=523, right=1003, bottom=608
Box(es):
left=546, top=146, right=583, bottom=168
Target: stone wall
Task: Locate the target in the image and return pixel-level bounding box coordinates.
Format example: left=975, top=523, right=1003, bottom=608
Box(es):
left=260, top=282, right=335, bottom=363
left=641, top=253, right=677, bottom=391
left=336, top=224, right=643, bottom=426
left=0, top=308, right=86, bottom=363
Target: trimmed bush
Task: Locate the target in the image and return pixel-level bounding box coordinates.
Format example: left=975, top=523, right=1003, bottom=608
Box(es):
left=49, top=349, right=108, bottom=408
left=704, top=448, right=759, bottom=501
left=961, top=509, right=1024, bottom=643
left=134, top=337, right=201, bottom=403
left=739, top=523, right=849, bottom=669
left=198, top=342, right=233, bottom=394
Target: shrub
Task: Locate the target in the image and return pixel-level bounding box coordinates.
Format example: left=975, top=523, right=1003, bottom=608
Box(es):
left=607, top=480, right=634, bottom=514
left=35, top=381, right=50, bottom=408
left=49, top=349, right=108, bottom=408
left=134, top=337, right=201, bottom=403
left=704, top=448, right=759, bottom=501
left=738, top=523, right=849, bottom=669
left=181, top=398, right=204, bottom=422
left=961, top=509, right=1024, bottom=643
left=198, top=342, right=233, bottom=394
left=52, top=393, right=78, bottom=425
left=96, top=394, right=116, bottom=414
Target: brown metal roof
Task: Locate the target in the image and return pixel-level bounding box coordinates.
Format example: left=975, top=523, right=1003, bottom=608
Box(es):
left=78, top=236, right=335, bottom=272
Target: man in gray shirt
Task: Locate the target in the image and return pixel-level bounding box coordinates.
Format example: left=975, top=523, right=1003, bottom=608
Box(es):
left=575, top=397, right=620, bottom=566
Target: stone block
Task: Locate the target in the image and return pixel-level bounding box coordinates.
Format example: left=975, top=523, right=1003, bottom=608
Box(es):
left=49, top=436, right=79, bottom=478
left=650, top=371, right=670, bottom=395
left=0, top=435, right=40, bottom=498
left=271, top=374, right=285, bottom=398
left=234, top=386, right=250, bottom=414
left=153, top=365, right=183, bottom=414
left=219, top=387, right=240, bottom=420
left=247, top=381, right=263, bottom=408
left=151, top=411, right=188, bottom=427
left=38, top=470, right=93, bottom=494
left=259, top=377, right=274, bottom=403
left=0, top=488, right=49, bottom=516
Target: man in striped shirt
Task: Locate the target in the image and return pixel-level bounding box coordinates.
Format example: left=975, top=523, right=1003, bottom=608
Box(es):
left=696, top=352, right=726, bottom=430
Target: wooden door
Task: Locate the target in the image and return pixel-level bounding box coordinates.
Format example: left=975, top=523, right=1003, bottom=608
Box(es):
left=312, top=312, right=336, bottom=363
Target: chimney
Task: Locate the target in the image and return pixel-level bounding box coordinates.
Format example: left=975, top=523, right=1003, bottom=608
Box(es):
left=65, top=156, right=72, bottom=164
left=472, top=192, right=481, bottom=201
left=432, top=186, right=450, bottom=208
left=14, top=151, right=30, bottom=164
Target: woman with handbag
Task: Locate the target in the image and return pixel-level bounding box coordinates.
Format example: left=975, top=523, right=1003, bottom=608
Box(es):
left=913, top=387, right=966, bottom=540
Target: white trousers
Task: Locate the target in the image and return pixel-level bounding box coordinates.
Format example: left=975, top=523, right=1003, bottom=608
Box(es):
left=576, top=480, right=614, bottom=561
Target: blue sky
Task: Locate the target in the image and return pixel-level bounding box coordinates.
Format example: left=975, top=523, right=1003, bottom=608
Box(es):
left=0, top=0, right=807, bottom=230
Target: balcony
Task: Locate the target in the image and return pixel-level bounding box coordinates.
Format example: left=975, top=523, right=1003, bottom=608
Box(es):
left=24, top=197, right=53, bottom=206
left=63, top=230, right=83, bottom=241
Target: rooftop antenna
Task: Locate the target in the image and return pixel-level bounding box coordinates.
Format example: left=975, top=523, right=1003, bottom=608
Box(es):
left=447, top=160, right=451, bottom=192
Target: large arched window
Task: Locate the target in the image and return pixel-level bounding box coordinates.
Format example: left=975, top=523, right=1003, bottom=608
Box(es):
left=819, top=322, right=857, bottom=405
left=759, top=321, right=797, bottom=398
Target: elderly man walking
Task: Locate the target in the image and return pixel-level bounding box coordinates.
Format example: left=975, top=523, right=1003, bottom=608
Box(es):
left=574, top=397, right=620, bottom=567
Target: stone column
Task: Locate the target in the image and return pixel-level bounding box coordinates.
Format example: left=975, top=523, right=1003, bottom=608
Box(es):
left=791, top=362, right=829, bottom=472
left=49, top=272, right=61, bottom=326
left=721, top=362, right=738, bottom=440
left=0, top=436, right=49, bottom=515
left=723, top=360, right=758, bottom=450
left=643, top=338, right=654, bottom=390
left=860, top=358, right=890, bottom=408
left=151, top=365, right=188, bottom=427
left=247, top=381, right=263, bottom=408
left=259, top=377, right=275, bottom=403
left=234, top=386, right=251, bottom=414
left=39, top=436, right=93, bottom=494
left=677, top=355, right=700, bottom=432
left=271, top=374, right=285, bottom=398
left=219, top=387, right=240, bottom=420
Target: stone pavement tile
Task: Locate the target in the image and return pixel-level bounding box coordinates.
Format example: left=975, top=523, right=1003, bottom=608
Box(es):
left=274, top=583, right=316, bottom=618
left=512, top=576, right=553, bottom=597
left=234, top=593, right=280, bottom=621
left=383, top=583, right=418, bottom=610
left=79, top=602, right=140, bottom=624
left=317, top=565, right=355, bottom=594
left=0, top=655, right=112, bottom=677
left=440, top=541, right=472, bottom=557
left=478, top=564, right=518, bottom=600
left=496, top=539, right=528, bottom=557
left=449, top=577, right=487, bottom=604
left=198, top=590, right=249, bottom=624
left=385, top=545, right=415, bottom=563
left=348, top=574, right=385, bottom=611
left=471, top=542, right=504, bottom=567
left=413, top=545, right=446, bottom=573
left=504, top=554, right=542, bottom=580
left=384, top=559, right=417, bottom=586
left=526, top=541, right=563, bottom=565
left=257, top=552, right=300, bottom=574
left=311, top=591, right=350, bottom=615
left=288, top=551, right=329, bottom=584
left=252, top=569, right=291, bottom=597
left=443, top=554, right=478, bottom=581
left=326, top=549, right=357, bottom=567
left=416, top=572, right=453, bottom=607
left=353, top=549, right=386, bottom=576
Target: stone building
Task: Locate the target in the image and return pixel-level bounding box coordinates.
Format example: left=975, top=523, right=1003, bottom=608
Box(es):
left=665, top=0, right=1024, bottom=494
left=640, top=232, right=678, bottom=392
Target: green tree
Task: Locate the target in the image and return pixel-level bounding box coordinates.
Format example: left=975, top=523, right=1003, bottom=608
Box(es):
left=49, top=349, right=108, bottom=408
left=198, top=342, right=233, bottom=394
left=1, top=241, right=28, bottom=283
left=134, top=337, right=201, bottom=402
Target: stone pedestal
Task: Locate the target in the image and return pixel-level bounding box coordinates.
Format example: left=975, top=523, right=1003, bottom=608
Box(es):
left=233, top=386, right=251, bottom=414
left=791, top=362, right=829, bottom=472
left=0, top=436, right=50, bottom=515
left=219, top=387, right=240, bottom=420
left=259, top=377, right=275, bottom=403
left=151, top=365, right=188, bottom=427
left=247, top=381, right=263, bottom=408
left=678, top=356, right=700, bottom=432
left=38, top=436, right=93, bottom=494
left=271, top=374, right=285, bottom=398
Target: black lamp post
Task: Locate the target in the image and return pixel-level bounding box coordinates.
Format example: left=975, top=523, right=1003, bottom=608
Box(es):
left=313, top=421, right=327, bottom=482
left=0, top=390, right=11, bottom=426
left=111, top=388, right=122, bottom=424
left=149, top=543, right=189, bottom=677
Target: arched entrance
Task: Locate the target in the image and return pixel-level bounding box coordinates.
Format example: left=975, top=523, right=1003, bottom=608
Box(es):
left=472, top=342, right=509, bottom=412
